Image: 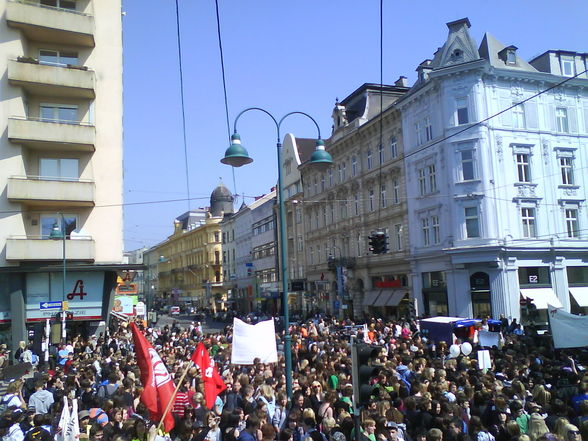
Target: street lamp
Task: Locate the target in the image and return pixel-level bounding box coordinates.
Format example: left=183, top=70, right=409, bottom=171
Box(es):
left=220, top=107, right=332, bottom=400
left=49, top=214, right=66, bottom=343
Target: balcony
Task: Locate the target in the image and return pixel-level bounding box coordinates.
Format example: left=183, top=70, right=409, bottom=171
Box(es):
left=8, top=58, right=95, bottom=99
left=7, top=176, right=95, bottom=207
left=6, top=236, right=95, bottom=261
left=8, top=117, right=95, bottom=152
left=6, top=0, right=95, bottom=47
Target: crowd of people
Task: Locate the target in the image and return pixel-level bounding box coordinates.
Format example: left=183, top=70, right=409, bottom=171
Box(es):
left=0, top=315, right=587, bottom=441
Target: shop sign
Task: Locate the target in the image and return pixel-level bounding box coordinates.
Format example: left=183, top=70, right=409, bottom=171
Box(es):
left=26, top=272, right=104, bottom=321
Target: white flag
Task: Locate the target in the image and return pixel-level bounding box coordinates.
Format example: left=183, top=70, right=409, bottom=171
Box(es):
left=55, top=396, right=70, bottom=441
left=548, top=305, right=588, bottom=349
left=64, top=399, right=80, bottom=441
left=231, top=318, right=278, bottom=364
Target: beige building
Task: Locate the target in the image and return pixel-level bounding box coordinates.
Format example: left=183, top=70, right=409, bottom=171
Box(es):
left=0, top=0, right=124, bottom=347
left=145, top=184, right=234, bottom=310
left=301, top=82, right=412, bottom=319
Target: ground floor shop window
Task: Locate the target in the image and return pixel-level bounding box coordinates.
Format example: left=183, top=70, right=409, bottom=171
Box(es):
left=471, top=272, right=492, bottom=318
left=423, top=291, right=448, bottom=316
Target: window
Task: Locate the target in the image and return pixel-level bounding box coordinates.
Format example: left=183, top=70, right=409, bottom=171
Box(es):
left=39, top=158, right=78, bottom=180
left=368, top=189, right=375, bottom=212
left=338, top=164, right=343, bottom=183
left=521, top=207, right=536, bottom=238
left=214, top=231, right=220, bottom=242
left=393, top=179, right=400, bottom=204
left=560, top=157, right=574, bottom=185
left=516, top=153, right=531, bottom=183
left=424, top=117, right=433, bottom=141
left=40, top=104, right=78, bottom=123
left=418, top=168, right=427, bottom=196
left=506, top=49, right=517, bottom=64
left=313, top=178, right=318, bottom=195
left=40, top=214, right=77, bottom=238
left=414, top=121, right=423, bottom=146
left=421, top=218, right=430, bottom=246
left=427, top=164, right=437, bottom=192
left=390, top=137, right=398, bottom=158
left=309, top=247, right=314, bottom=265
left=394, top=224, right=403, bottom=251
left=380, top=184, right=387, bottom=208
left=342, top=162, right=346, bottom=181
left=39, top=49, right=78, bottom=67
left=378, top=144, right=385, bottom=164
left=465, top=207, right=480, bottom=238
left=328, top=168, right=333, bottom=187
left=340, top=200, right=347, bottom=219
left=561, top=56, right=575, bottom=77
left=456, top=98, right=469, bottom=125
left=367, top=150, right=373, bottom=170
left=354, top=194, right=359, bottom=216
left=330, top=204, right=335, bottom=223
left=565, top=209, right=579, bottom=238
left=40, top=0, right=76, bottom=10
left=351, top=156, right=358, bottom=176
left=432, top=215, right=440, bottom=244
left=295, top=207, right=302, bottom=224
left=512, top=103, right=526, bottom=128
left=320, top=175, right=325, bottom=191
left=322, top=207, right=327, bottom=226
left=460, top=150, right=475, bottom=181
left=556, top=107, right=569, bottom=133
left=297, top=236, right=303, bottom=251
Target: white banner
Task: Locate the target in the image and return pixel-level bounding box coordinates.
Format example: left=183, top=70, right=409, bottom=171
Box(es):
left=64, top=399, right=80, bottom=441
left=548, top=305, right=588, bottom=349
left=55, top=396, right=69, bottom=441
left=478, top=331, right=500, bottom=348
left=231, top=318, right=278, bottom=365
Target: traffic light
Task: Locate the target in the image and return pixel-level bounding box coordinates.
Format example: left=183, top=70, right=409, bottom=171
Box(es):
left=351, top=342, right=384, bottom=409
left=368, top=230, right=389, bottom=255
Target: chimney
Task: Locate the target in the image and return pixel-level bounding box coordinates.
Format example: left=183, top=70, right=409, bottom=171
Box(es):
left=395, top=76, right=408, bottom=87
left=416, top=59, right=433, bottom=82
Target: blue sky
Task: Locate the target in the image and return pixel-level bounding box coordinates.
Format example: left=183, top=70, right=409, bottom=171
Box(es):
left=121, top=0, right=588, bottom=251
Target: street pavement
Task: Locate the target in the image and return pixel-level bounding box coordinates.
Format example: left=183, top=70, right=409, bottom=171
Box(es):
left=155, top=313, right=227, bottom=334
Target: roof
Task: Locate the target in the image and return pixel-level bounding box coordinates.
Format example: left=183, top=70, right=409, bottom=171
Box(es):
left=478, top=32, right=538, bottom=72
left=294, top=137, right=316, bottom=163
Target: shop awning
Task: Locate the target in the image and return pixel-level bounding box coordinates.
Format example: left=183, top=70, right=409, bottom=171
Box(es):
left=569, top=287, right=588, bottom=307
left=374, top=291, right=391, bottom=307
left=387, top=291, right=407, bottom=306
left=363, top=291, right=381, bottom=306
left=520, top=288, right=563, bottom=309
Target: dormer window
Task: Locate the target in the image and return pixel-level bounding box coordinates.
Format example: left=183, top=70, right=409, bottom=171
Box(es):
left=506, top=49, right=516, bottom=65
left=561, top=56, right=575, bottom=77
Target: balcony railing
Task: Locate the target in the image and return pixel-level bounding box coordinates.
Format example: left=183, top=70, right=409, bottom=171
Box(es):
left=8, top=117, right=95, bottom=151
left=6, top=0, right=95, bottom=47
left=8, top=58, right=95, bottom=99
left=7, top=175, right=95, bottom=207
left=6, top=235, right=95, bottom=261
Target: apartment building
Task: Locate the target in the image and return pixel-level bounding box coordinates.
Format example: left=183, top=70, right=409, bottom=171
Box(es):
left=0, top=0, right=123, bottom=348
left=144, top=184, right=234, bottom=311
left=398, top=18, right=588, bottom=321
left=300, top=83, right=411, bottom=319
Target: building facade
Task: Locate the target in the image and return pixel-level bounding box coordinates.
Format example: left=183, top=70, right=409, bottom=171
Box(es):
left=144, top=184, right=233, bottom=310
left=300, top=83, right=411, bottom=319
left=399, top=18, right=588, bottom=322
left=0, top=0, right=124, bottom=348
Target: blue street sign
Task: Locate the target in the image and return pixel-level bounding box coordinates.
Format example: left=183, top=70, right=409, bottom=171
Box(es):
left=40, top=301, right=62, bottom=310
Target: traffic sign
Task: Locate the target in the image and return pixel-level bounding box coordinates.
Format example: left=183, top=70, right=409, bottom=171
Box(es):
left=40, top=301, right=62, bottom=310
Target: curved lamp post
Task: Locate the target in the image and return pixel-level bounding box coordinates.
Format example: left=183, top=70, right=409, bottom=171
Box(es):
left=221, top=107, right=333, bottom=400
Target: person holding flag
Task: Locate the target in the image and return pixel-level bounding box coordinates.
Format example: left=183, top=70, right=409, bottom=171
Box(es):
left=130, top=322, right=176, bottom=433
left=191, top=342, right=227, bottom=411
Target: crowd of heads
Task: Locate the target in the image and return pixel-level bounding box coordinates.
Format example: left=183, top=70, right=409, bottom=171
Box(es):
left=0, top=315, right=587, bottom=441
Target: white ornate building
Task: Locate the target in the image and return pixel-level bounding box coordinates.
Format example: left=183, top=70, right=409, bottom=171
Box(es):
left=398, top=18, right=588, bottom=322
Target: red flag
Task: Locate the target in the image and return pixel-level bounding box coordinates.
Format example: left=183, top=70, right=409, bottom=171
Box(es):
left=191, top=342, right=226, bottom=409
left=130, top=323, right=175, bottom=432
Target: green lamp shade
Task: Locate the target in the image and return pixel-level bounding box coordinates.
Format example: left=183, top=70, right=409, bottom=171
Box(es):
left=221, top=133, right=253, bottom=167
left=49, top=222, right=64, bottom=239
left=309, top=139, right=333, bottom=171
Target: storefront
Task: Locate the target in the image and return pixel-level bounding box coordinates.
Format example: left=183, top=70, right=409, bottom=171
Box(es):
left=568, top=266, right=588, bottom=314
left=518, top=266, right=560, bottom=325
left=422, top=271, right=448, bottom=317
left=470, top=272, right=492, bottom=318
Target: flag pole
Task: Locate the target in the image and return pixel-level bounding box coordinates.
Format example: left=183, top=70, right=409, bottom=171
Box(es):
left=157, top=360, right=194, bottom=432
